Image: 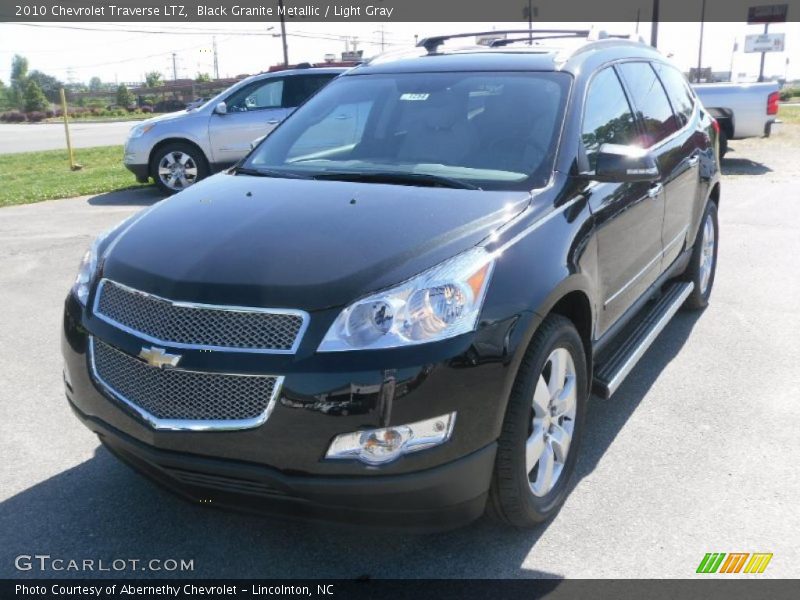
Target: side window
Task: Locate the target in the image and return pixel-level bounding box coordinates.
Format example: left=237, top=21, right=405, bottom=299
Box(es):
left=617, top=62, right=680, bottom=146
left=282, top=75, right=336, bottom=108
left=227, top=79, right=284, bottom=112
left=653, top=63, right=695, bottom=126
left=581, top=67, right=638, bottom=170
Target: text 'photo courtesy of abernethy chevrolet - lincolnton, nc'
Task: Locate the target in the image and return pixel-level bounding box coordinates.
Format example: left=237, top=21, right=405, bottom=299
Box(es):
left=63, top=29, right=721, bottom=530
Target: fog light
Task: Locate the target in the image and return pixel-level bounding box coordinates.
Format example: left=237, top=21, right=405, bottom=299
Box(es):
left=325, top=413, right=456, bottom=465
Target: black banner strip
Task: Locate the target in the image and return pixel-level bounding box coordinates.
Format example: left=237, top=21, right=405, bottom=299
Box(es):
left=1, top=0, right=799, bottom=22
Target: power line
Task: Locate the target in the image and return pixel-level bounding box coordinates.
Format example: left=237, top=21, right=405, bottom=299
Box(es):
left=1, top=22, right=410, bottom=46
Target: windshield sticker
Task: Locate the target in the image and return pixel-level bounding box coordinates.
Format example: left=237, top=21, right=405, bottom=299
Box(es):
left=400, top=93, right=430, bottom=101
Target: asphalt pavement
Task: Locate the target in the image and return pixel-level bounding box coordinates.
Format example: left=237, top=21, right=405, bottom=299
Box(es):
left=0, top=131, right=798, bottom=579
left=0, top=121, right=139, bottom=154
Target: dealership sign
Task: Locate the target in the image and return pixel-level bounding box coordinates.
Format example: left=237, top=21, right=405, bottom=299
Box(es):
left=744, top=32, right=786, bottom=52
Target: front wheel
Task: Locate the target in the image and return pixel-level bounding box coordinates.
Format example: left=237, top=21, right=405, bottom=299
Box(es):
left=151, top=143, right=208, bottom=194
left=682, top=201, right=719, bottom=310
left=488, top=314, right=588, bottom=528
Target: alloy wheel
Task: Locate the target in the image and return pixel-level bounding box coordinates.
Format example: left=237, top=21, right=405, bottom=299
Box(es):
left=699, top=213, right=716, bottom=295
left=157, top=151, right=198, bottom=191
left=526, top=347, right=577, bottom=497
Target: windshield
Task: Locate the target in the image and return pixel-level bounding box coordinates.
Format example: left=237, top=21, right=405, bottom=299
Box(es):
left=244, top=71, right=571, bottom=191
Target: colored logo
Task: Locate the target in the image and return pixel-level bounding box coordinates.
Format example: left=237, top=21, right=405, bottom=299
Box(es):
left=696, top=552, right=773, bottom=574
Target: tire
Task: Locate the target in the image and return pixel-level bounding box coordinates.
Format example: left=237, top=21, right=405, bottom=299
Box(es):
left=488, top=314, right=588, bottom=528
left=682, top=201, right=719, bottom=310
left=151, top=142, right=208, bottom=195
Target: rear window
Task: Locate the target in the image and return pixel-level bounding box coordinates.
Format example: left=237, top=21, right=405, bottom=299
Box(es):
left=245, top=71, right=571, bottom=191
left=617, top=62, right=680, bottom=147
left=653, top=63, right=695, bottom=126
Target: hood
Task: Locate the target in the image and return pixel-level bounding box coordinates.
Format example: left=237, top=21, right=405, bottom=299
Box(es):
left=139, top=110, right=193, bottom=126
left=102, top=173, right=530, bottom=311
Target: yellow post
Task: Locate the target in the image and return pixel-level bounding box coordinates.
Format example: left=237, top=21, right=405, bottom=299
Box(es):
left=60, top=88, right=81, bottom=171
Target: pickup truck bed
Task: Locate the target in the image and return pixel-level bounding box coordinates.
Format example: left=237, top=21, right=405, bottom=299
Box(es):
left=693, top=82, right=780, bottom=156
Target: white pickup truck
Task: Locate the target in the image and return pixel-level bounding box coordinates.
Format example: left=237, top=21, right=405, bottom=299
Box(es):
left=693, top=82, right=781, bottom=157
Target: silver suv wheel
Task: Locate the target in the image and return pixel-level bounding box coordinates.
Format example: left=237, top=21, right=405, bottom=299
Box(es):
left=157, top=151, right=199, bottom=191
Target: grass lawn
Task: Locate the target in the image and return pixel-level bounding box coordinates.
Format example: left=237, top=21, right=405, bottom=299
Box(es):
left=0, top=145, right=146, bottom=207
left=778, top=104, right=800, bottom=125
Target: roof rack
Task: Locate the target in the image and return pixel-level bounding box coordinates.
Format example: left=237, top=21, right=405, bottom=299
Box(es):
left=417, top=29, right=588, bottom=53
left=416, top=28, right=642, bottom=54
left=489, top=31, right=590, bottom=47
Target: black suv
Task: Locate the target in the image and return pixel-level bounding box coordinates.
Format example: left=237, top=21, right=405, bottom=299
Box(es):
left=63, top=31, right=720, bottom=530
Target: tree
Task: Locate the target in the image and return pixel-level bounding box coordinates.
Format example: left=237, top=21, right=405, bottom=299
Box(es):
left=116, top=84, right=134, bottom=108
left=23, top=79, right=49, bottom=112
left=89, top=76, right=103, bottom=92
left=195, top=72, right=211, bottom=83
left=0, top=79, right=10, bottom=111
left=10, top=54, right=29, bottom=109
left=145, top=71, right=163, bottom=88
left=27, top=70, right=64, bottom=104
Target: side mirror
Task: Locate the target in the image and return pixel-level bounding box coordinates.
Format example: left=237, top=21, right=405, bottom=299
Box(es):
left=214, top=101, right=227, bottom=115
left=592, top=144, right=660, bottom=183
left=250, top=135, right=267, bottom=150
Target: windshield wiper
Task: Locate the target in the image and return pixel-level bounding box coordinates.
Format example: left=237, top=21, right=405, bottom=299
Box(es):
left=233, top=166, right=312, bottom=180
left=313, top=171, right=480, bottom=190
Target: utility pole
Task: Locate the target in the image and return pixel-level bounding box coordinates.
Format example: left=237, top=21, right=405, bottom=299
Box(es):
left=172, top=52, right=178, bottom=81
left=277, top=0, right=289, bottom=67
left=528, top=0, right=533, bottom=44
left=650, top=0, right=660, bottom=48
left=212, top=36, right=219, bottom=80
left=696, top=0, right=706, bottom=82
left=523, top=2, right=537, bottom=45
left=374, top=25, right=386, bottom=52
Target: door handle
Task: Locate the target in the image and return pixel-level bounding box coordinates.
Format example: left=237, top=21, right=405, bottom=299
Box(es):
left=647, top=183, right=663, bottom=198
left=687, top=154, right=699, bottom=167
left=266, top=119, right=280, bottom=125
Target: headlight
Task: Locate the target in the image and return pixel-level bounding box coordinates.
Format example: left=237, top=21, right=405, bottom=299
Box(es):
left=71, top=208, right=155, bottom=305
left=72, top=238, right=99, bottom=305
left=318, top=247, right=494, bottom=351
left=128, top=123, right=155, bottom=139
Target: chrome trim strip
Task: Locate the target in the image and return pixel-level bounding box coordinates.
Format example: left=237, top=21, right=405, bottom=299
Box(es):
left=92, top=278, right=310, bottom=355
left=88, top=337, right=284, bottom=432
left=603, top=282, right=694, bottom=397
left=664, top=224, right=689, bottom=254
left=604, top=250, right=663, bottom=308
left=604, top=224, right=689, bottom=308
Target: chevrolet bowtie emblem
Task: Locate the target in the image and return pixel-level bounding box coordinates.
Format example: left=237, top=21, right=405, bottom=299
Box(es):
left=138, top=346, right=182, bottom=369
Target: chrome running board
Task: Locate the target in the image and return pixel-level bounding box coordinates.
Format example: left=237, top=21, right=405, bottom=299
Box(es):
left=593, top=282, right=694, bottom=399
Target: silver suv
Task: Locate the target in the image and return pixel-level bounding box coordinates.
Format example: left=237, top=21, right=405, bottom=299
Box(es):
left=123, top=67, right=346, bottom=193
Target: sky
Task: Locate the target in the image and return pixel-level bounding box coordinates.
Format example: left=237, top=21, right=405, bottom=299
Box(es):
left=0, top=20, right=798, bottom=86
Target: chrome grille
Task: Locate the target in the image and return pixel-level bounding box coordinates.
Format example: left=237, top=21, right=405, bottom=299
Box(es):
left=90, top=338, right=281, bottom=430
left=93, top=279, right=307, bottom=353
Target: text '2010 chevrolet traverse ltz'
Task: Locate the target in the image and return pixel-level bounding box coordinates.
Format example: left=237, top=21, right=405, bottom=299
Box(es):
left=63, top=31, right=720, bottom=530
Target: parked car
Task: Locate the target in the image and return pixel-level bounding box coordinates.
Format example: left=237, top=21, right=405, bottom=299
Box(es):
left=123, top=67, right=346, bottom=193
left=693, top=81, right=780, bottom=157
left=64, top=31, right=720, bottom=530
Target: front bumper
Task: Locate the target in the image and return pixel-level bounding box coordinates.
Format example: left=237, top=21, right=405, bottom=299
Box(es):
left=70, top=400, right=495, bottom=529
left=123, top=136, right=151, bottom=183
left=63, top=293, right=523, bottom=528
left=124, top=162, right=150, bottom=183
